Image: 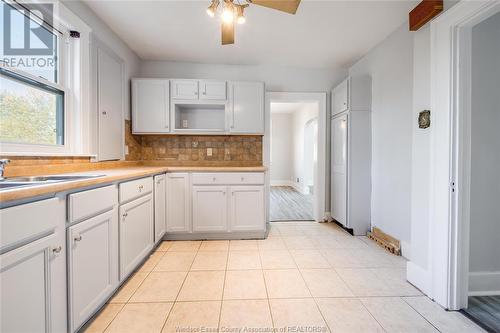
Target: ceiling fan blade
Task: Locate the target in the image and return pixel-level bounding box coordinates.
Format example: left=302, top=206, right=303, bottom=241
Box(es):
left=250, top=0, right=301, bottom=14
left=221, top=20, right=234, bottom=45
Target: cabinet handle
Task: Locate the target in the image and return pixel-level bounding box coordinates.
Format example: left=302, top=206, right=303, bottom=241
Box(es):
left=74, top=234, right=82, bottom=242
left=123, top=212, right=128, bottom=219
left=212, top=177, right=216, bottom=182
left=241, top=177, right=245, bottom=181
left=102, top=111, right=107, bottom=115
left=52, top=245, right=62, bottom=254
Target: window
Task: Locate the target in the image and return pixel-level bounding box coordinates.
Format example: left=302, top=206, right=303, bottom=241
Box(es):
left=0, top=0, right=75, bottom=154
left=0, top=68, right=64, bottom=145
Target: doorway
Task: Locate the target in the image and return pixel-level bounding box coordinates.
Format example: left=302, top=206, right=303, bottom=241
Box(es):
left=264, top=92, right=327, bottom=223
left=427, top=1, right=500, bottom=328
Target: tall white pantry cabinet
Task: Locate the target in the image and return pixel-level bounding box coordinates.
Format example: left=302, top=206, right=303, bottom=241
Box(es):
left=331, top=76, right=372, bottom=235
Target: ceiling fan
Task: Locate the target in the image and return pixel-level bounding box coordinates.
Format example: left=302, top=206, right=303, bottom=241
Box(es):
left=206, top=0, right=301, bottom=45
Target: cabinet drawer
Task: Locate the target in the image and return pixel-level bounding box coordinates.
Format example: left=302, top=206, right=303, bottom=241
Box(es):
left=192, top=172, right=264, bottom=185
left=1, top=198, right=61, bottom=252
left=68, top=185, right=117, bottom=223
left=119, top=177, right=153, bottom=204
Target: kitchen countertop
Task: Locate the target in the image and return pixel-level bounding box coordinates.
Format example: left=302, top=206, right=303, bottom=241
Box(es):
left=0, top=166, right=267, bottom=203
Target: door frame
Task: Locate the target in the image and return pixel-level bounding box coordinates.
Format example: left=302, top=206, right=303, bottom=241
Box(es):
left=429, top=0, right=500, bottom=310
left=264, top=92, right=328, bottom=222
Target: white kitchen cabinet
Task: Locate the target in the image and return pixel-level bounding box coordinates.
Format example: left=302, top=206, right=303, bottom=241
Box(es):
left=230, top=186, right=265, bottom=231
left=192, top=186, right=228, bottom=232
left=119, top=194, right=153, bottom=280
left=154, top=174, right=167, bottom=243
left=67, top=209, right=118, bottom=332
left=93, top=36, right=124, bottom=161
left=331, top=75, right=371, bottom=235
left=1, top=233, right=66, bottom=333
left=199, top=80, right=227, bottom=100
left=172, top=79, right=199, bottom=99
left=229, top=81, right=265, bottom=134
left=166, top=173, right=191, bottom=233
left=331, top=114, right=348, bottom=226
left=132, top=79, right=170, bottom=134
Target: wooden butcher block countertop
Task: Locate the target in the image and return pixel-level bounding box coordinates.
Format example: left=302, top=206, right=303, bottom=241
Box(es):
left=0, top=165, right=267, bottom=204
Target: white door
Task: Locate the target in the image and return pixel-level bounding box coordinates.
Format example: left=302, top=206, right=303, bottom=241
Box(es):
left=1, top=233, right=65, bottom=333
left=154, top=174, right=167, bottom=243
left=97, top=44, right=124, bottom=161
left=192, top=186, right=228, bottom=232
left=331, top=114, right=348, bottom=226
left=332, top=79, right=349, bottom=116
left=68, top=209, right=118, bottom=332
left=230, top=186, right=265, bottom=231
left=132, top=79, right=170, bottom=133
left=229, top=81, right=264, bottom=134
left=119, top=195, right=153, bottom=280
left=200, top=80, right=226, bottom=100
left=166, top=173, right=191, bottom=233
left=171, top=79, right=199, bottom=99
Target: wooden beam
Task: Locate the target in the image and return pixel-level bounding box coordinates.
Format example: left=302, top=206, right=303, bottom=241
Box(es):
left=409, top=0, right=443, bottom=31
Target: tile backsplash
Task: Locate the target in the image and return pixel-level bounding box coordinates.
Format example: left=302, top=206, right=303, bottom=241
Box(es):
left=125, top=121, right=263, bottom=166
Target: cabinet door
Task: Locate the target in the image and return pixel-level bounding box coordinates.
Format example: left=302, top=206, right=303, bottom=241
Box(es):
left=192, top=186, right=228, bottom=232
left=229, top=81, right=264, bottom=134
left=119, top=194, right=153, bottom=280
left=132, top=79, right=170, bottom=133
left=172, top=79, right=199, bottom=99
left=200, top=80, right=226, bottom=100
left=68, top=209, right=118, bottom=332
left=154, top=174, right=167, bottom=243
left=331, top=114, right=348, bottom=226
left=1, top=233, right=65, bottom=333
left=332, top=78, right=349, bottom=115
left=166, top=173, right=191, bottom=233
left=96, top=43, right=124, bottom=161
left=229, top=186, right=265, bottom=232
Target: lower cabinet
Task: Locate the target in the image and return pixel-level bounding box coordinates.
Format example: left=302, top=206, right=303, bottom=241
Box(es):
left=192, top=186, right=228, bottom=232
left=119, top=194, right=153, bottom=280
left=230, top=186, right=265, bottom=232
left=166, top=173, right=191, bottom=233
left=154, top=174, right=167, bottom=243
left=67, top=209, right=118, bottom=332
left=1, top=233, right=66, bottom=333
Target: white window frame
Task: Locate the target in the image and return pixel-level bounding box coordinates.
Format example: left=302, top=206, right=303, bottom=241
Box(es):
left=0, top=0, right=92, bottom=157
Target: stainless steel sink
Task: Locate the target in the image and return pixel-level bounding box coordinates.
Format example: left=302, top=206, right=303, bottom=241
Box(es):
left=0, top=175, right=105, bottom=191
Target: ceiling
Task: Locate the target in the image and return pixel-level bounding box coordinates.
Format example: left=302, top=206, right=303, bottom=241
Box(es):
left=83, top=0, right=417, bottom=70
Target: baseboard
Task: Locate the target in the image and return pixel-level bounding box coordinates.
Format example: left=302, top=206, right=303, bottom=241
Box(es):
left=407, top=261, right=432, bottom=296
left=401, top=241, right=411, bottom=260
left=270, top=180, right=294, bottom=187
left=469, top=271, right=500, bottom=296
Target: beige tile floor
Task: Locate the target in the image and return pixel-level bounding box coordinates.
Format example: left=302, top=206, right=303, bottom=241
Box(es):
left=84, top=222, right=485, bottom=333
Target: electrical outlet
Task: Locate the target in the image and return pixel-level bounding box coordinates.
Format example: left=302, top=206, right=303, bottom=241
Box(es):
left=182, top=119, right=188, bottom=128
left=124, top=145, right=129, bottom=155
left=296, top=178, right=300, bottom=183
left=207, top=148, right=213, bottom=156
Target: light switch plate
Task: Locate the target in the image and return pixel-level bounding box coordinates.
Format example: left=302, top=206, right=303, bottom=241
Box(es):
left=207, top=148, right=213, bottom=156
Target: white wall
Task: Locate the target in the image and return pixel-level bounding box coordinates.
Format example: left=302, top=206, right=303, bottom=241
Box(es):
left=469, top=13, right=500, bottom=280
left=292, top=104, right=319, bottom=193
left=62, top=0, right=141, bottom=120
left=140, top=61, right=346, bottom=93
left=270, top=113, right=293, bottom=183
left=348, top=24, right=414, bottom=246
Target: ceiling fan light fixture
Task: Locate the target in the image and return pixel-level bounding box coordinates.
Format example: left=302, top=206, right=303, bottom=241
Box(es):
left=235, top=5, right=246, bottom=24
left=206, top=0, right=219, bottom=17
left=221, top=1, right=235, bottom=23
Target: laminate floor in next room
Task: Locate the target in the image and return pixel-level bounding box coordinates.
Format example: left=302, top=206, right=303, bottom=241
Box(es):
left=82, top=222, right=485, bottom=333
left=270, top=186, right=314, bottom=221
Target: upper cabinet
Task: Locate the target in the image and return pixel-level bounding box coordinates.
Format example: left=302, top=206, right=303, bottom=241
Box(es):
left=229, top=81, right=265, bottom=134
left=92, top=37, right=125, bottom=161
left=132, top=79, right=170, bottom=134
left=172, top=79, right=227, bottom=101
left=132, top=78, right=264, bottom=135
left=200, top=80, right=227, bottom=100
left=332, top=76, right=371, bottom=116
left=171, top=79, right=199, bottom=100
